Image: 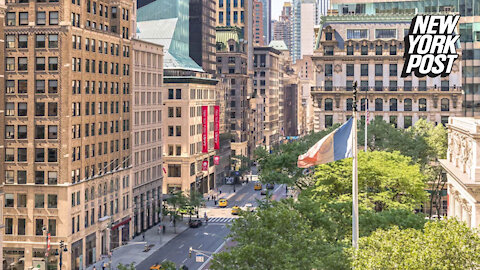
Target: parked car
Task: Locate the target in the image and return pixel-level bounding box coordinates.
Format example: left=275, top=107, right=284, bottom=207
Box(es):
left=188, top=219, right=203, bottom=228
left=260, top=189, right=267, bottom=195
left=266, top=183, right=275, bottom=190
left=254, top=183, right=262, bottom=190
left=150, top=264, right=163, bottom=270
left=218, top=199, right=228, bottom=207
left=231, top=206, right=240, bottom=215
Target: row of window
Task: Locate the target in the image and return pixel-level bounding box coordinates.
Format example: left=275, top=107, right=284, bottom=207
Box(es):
left=325, top=115, right=449, bottom=129
left=73, top=101, right=128, bottom=117
left=6, top=79, right=57, bottom=95
left=73, top=35, right=130, bottom=57
left=4, top=218, right=56, bottom=237
left=133, top=147, right=162, bottom=167
left=5, top=57, right=58, bottom=72
left=323, top=80, right=451, bottom=92
left=5, top=102, right=57, bottom=117
left=5, top=125, right=57, bottom=140
left=5, top=148, right=57, bottom=163
left=6, top=34, right=58, bottom=49
left=72, top=58, right=130, bottom=75
left=4, top=170, right=57, bottom=185
left=133, top=128, right=162, bottom=147
left=5, top=193, right=57, bottom=209
left=6, top=11, right=59, bottom=26
left=72, top=139, right=130, bottom=162
left=73, top=156, right=130, bottom=183
left=134, top=90, right=162, bottom=106
left=72, top=121, right=130, bottom=140
left=73, top=81, right=130, bottom=95
left=323, top=98, right=450, bottom=112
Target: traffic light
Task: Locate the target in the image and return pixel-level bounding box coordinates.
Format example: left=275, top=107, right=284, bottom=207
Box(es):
left=189, top=247, right=192, bottom=258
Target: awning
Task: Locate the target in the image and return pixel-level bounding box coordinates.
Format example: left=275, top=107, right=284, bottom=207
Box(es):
left=112, top=218, right=131, bottom=230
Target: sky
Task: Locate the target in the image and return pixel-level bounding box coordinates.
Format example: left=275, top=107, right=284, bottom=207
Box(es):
left=272, top=0, right=289, bottom=21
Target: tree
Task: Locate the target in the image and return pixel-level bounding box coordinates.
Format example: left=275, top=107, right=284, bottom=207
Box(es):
left=117, top=263, right=135, bottom=270
left=188, top=190, right=204, bottom=220
left=165, top=191, right=188, bottom=233
left=351, top=219, right=480, bottom=270
left=309, top=151, right=428, bottom=212
left=161, top=261, right=177, bottom=270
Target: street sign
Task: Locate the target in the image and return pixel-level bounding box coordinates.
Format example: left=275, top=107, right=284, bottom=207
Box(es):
left=196, top=254, right=205, bottom=263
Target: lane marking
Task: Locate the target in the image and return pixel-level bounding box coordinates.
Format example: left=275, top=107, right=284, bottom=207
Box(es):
left=182, top=258, right=188, bottom=264
left=179, top=244, right=184, bottom=249
left=198, top=239, right=229, bottom=269
left=162, top=258, right=166, bottom=262
left=198, top=244, right=203, bottom=249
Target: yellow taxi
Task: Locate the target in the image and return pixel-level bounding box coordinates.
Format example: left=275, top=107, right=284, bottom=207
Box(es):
left=231, top=206, right=240, bottom=215
left=150, top=264, right=163, bottom=270
left=218, top=199, right=228, bottom=207
left=254, top=183, right=262, bottom=191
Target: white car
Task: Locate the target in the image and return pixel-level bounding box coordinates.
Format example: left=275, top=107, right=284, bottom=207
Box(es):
left=243, top=203, right=255, bottom=212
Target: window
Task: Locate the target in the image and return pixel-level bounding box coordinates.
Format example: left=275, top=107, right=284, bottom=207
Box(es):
left=6, top=80, right=15, bottom=94
left=325, top=32, right=333, bottom=40
left=441, top=80, right=449, bottom=91
left=18, top=103, right=27, bottom=116
left=168, top=164, right=181, bottom=177
left=389, top=98, right=398, bottom=111
left=325, top=115, right=333, bottom=128
left=441, top=98, right=449, bottom=111
left=35, top=171, right=44, bottom=184
left=375, top=64, right=383, bottom=76
left=48, top=219, right=56, bottom=236
left=48, top=125, right=58, bottom=139
left=48, top=57, right=58, bottom=70
left=7, top=13, right=16, bottom=26
left=6, top=35, right=15, bottom=48
left=390, top=45, right=397, bottom=55
left=361, top=64, right=368, bottom=76
left=404, top=81, right=412, bottom=91
left=375, top=81, right=383, bottom=91
left=419, top=98, right=427, bottom=111
left=375, top=29, right=396, bottom=39
left=5, top=218, right=13, bottom=235
left=35, top=194, right=44, bottom=208
left=49, top=34, right=58, bottom=48
left=48, top=171, right=57, bottom=185
left=18, top=125, right=27, bottom=139
left=5, top=126, right=14, bottom=139
left=18, top=171, right=27, bottom=184
left=5, top=194, right=14, bottom=207
left=324, top=46, right=334, bottom=55
left=35, top=102, right=45, bottom=116
left=35, top=219, right=44, bottom=235
left=404, top=99, right=412, bottom=111
left=346, top=98, right=353, bottom=111
left=375, top=98, right=383, bottom=111
left=347, top=45, right=354, bottom=55
left=175, top=89, right=182, bottom=99
left=36, top=34, right=46, bottom=48
left=325, top=81, right=333, bottom=91
left=419, top=81, right=427, bottom=91
left=325, top=64, right=332, bottom=76
left=48, top=194, right=57, bottom=208
left=48, top=148, right=57, bottom=162
left=37, top=12, right=46, bottom=25
left=390, top=116, right=398, bottom=128
left=35, top=148, right=45, bottom=162
left=48, top=80, right=58, bottom=93
left=375, top=45, right=382, bottom=55
left=18, top=148, right=27, bottom=162
left=6, top=58, right=15, bottom=71
left=36, top=80, right=45, bottom=93
left=324, top=98, right=333, bottom=111
left=404, top=116, right=412, bottom=129
left=18, top=57, right=28, bottom=71
left=361, top=45, right=368, bottom=55
left=346, top=64, right=354, bottom=76
left=18, top=219, right=26, bottom=235
left=36, top=57, right=45, bottom=71
left=18, top=80, right=27, bottom=93
left=347, top=29, right=368, bottom=39
left=19, top=12, right=29, bottom=25
left=389, top=80, right=397, bottom=91
left=389, top=64, right=397, bottom=76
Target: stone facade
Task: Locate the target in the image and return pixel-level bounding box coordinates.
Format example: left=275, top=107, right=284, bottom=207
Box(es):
left=440, top=117, right=480, bottom=229
left=2, top=0, right=135, bottom=268
left=312, top=15, right=463, bottom=131
left=131, top=40, right=164, bottom=237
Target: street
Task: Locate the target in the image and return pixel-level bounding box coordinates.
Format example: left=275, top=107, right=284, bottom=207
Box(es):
left=135, top=180, right=287, bottom=270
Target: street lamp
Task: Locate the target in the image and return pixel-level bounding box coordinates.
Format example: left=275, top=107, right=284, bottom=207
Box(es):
left=58, top=240, right=68, bottom=269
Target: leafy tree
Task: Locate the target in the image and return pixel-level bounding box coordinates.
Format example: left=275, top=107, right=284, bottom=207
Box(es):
left=309, top=151, right=428, bottom=211
left=351, top=219, right=480, bottom=270
left=117, top=263, right=135, bottom=270
left=165, top=191, right=188, bottom=233
left=161, top=261, right=177, bottom=270
left=188, top=190, right=204, bottom=220
left=231, top=155, right=252, bottom=175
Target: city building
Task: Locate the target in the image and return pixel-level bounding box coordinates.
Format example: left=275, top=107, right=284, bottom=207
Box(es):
left=292, top=0, right=318, bottom=63
left=1, top=1, right=6, bottom=268
left=259, top=0, right=271, bottom=44
left=216, top=27, right=252, bottom=157
left=317, top=0, right=330, bottom=17
left=253, top=46, right=282, bottom=148
left=0, top=191, right=4, bottom=270
left=312, top=14, right=463, bottom=131
left=440, top=117, right=480, bottom=229
left=138, top=0, right=223, bottom=194
left=273, top=2, right=292, bottom=50
left=2, top=0, right=135, bottom=268
left=329, top=0, right=480, bottom=117
left=189, top=0, right=217, bottom=74
left=293, top=55, right=315, bottom=134
left=131, top=40, right=164, bottom=237
left=253, top=0, right=265, bottom=45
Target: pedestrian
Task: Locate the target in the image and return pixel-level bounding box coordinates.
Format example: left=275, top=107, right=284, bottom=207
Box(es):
left=162, top=224, right=166, bottom=234
left=214, top=200, right=217, bottom=205
left=93, top=267, right=96, bottom=270
left=142, top=232, right=145, bottom=241
left=219, top=190, right=222, bottom=194
left=204, top=212, right=208, bottom=224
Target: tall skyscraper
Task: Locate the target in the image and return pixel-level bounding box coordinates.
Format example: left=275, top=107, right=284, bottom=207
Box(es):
left=2, top=0, right=135, bottom=268
left=253, top=0, right=265, bottom=45
left=292, top=0, right=318, bottom=63
left=329, top=0, right=480, bottom=116
left=317, top=0, right=330, bottom=16
left=189, top=0, right=217, bottom=74
left=259, top=0, right=271, bottom=44
left=273, top=2, right=293, bottom=49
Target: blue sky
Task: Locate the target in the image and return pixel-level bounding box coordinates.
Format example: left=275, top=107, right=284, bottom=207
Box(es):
left=272, top=0, right=288, bottom=21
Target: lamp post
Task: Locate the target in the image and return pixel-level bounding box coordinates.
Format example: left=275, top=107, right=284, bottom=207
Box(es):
left=57, top=240, right=68, bottom=269
left=42, top=226, right=50, bottom=263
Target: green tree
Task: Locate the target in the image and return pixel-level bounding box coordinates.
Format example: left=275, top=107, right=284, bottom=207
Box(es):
left=165, top=191, right=188, bottom=233
left=351, top=219, right=480, bottom=270
left=161, top=260, right=177, bottom=270
left=309, top=151, right=428, bottom=211
left=188, top=190, right=204, bottom=220
left=117, top=263, right=135, bottom=270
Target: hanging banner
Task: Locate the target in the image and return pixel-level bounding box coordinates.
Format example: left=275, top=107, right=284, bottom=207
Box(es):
left=202, top=106, right=208, bottom=153
left=214, top=106, right=220, bottom=150
left=202, top=160, right=208, bottom=171
left=214, top=156, right=220, bottom=165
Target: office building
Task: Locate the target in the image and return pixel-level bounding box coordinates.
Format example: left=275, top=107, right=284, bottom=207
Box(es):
left=131, top=40, right=164, bottom=236
left=259, top=0, right=271, bottom=44
left=292, top=0, right=318, bottom=63
left=216, top=27, right=252, bottom=157
left=138, top=0, right=222, bottom=194
left=293, top=55, right=315, bottom=134
left=329, top=0, right=480, bottom=116
left=312, top=15, right=463, bottom=131
left=189, top=0, right=217, bottom=74
left=253, top=0, right=265, bottom=45
left=440, top=117, right=480, bottom=229
left=2, top=0, right=135, bottom=268
left=318, top=0, right=330, bottom=16
left=273, top=2, right=292, bottom=50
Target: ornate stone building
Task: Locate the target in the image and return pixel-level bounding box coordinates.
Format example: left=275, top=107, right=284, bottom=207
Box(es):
left=312, top=14, right=463, bottom=131
left=440, top=117, right=480, bottom=229
left=2, top=0, right=135, bottom=268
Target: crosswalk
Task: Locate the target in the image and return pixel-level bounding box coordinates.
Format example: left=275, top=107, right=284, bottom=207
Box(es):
left=207, top=217, right=238, bottom=223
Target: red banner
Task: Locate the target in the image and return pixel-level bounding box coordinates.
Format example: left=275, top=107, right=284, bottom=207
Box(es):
left=214, top=106, right=220, bottom=150
left=214, top=156, right=220, bottom=165
left=202, top=106, right=208, bottom=153
left=202, top=160, right=208, bottom=171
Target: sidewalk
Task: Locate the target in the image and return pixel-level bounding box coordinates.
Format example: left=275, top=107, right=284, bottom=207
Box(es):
left=86, top=221, right=189, bottom=269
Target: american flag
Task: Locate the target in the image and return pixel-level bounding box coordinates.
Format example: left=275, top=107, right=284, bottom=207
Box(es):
left=366, top=110, right=370, bottom=125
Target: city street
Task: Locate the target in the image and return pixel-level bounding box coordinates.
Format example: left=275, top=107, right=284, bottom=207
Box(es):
left=135, top=180, right=287, bottom=269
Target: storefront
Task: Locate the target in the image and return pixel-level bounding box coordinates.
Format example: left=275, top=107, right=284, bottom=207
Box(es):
left=85, top=233, right=96, bottom=267
left=71, top=239, right=83, bottom=270
left=112, top=217, right=131, bottom=247
left=3, top=248, right=25, bottom=270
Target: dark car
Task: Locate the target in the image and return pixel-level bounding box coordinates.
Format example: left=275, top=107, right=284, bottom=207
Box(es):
left=188, top=219, right=202, bottom=228
left=266, top=183, right=275, bottom=190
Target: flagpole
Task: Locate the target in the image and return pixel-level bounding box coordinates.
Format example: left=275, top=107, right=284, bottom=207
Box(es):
left=365, top=88, right=368, bottom=152
left=352, top=82, right=359, bottom=249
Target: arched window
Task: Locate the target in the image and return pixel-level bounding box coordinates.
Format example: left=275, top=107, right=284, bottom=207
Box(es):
left=375, top=98, right=383, bottom=111
left=325, top=98, right=333, bottom=111
left=389, top=98, right=397, bottom=111
left=404, top=98, right=412, bottom=111
left=346, top=98, right=353, bottom=111
left=441, top=98, right=449, bottom=111
left=419, top=98, right=427, bottom=111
